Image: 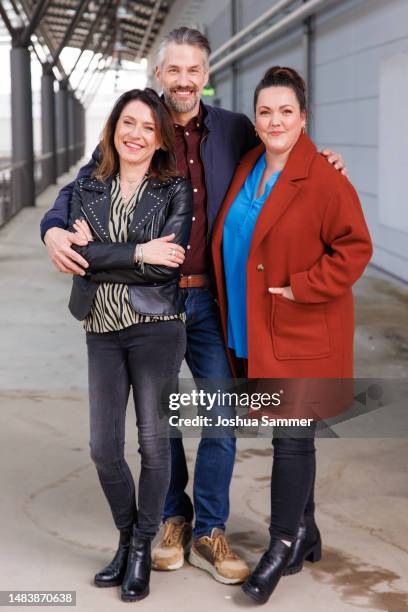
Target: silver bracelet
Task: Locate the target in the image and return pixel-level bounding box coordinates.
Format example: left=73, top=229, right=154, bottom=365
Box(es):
left=134, top=244, right=144, bottom=272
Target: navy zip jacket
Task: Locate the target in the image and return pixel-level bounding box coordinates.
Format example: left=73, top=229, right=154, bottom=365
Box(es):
left=40, top=103, right=259, bottom=241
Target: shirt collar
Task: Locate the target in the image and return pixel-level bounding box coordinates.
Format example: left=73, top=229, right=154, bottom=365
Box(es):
left=245, top=153, right=281, bottom=200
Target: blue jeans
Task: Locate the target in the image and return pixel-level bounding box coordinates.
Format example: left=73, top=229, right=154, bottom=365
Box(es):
left=163, top=287, right=236, bottom=537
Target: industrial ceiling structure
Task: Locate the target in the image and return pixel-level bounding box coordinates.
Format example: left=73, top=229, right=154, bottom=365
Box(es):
left=0, top=0, right=174, bottom=225
left=0, top=0, right=173, bottom=68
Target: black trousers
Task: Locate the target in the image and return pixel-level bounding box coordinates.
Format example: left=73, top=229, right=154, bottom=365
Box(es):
left=86, top=320, right=186, bottom=539
left=270, top=424, right=317, bottom=542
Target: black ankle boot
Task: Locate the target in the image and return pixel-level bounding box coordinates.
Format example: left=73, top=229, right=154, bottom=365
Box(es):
left=94, top=528, right=132, bottom=587
left=121, top=530, right=151, bottom=602
left=242, top=539, right=292, bottom=605
left=283, top=515, right=322, bottom=576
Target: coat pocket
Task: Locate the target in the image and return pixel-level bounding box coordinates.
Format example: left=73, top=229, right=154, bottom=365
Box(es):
left=271, top=294, right=332, bottom=360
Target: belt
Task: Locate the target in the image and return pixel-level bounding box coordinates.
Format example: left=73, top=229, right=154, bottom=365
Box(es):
left=179, top=274, right=210, bottom=288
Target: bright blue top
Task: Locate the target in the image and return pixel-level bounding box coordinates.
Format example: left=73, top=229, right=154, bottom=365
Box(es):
left=222, top=153, right=281, bottom=358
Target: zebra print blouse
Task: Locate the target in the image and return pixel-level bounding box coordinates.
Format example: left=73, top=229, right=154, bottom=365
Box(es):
left=84, top=175, right=184, bottom=333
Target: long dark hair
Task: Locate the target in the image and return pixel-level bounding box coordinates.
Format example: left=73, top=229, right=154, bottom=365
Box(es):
left=94, top=88, right=177, bottom=181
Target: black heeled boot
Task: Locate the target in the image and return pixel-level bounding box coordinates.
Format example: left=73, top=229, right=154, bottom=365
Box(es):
left=94, top=527, right=132, bottom=587
left=242, top=539, right=292, bottom=605
left=283, top=515, right=322, bottom=576
left=121, top=529, right=151, bottom=602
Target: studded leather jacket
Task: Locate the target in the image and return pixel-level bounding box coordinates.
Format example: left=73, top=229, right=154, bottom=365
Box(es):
left=67, top=174, right=193, bottom=321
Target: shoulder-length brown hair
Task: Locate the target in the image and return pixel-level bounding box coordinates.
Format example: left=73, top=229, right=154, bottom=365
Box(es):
left=94, top=88, right=177, bottom=182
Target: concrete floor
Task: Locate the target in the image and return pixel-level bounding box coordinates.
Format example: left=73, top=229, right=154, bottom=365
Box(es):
left=0, top=164, right=407, bottom=611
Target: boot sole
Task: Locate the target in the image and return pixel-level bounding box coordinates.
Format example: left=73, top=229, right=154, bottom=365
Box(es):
left=188, top=548, right=247, bottom=585
left=242, top=581, right=268, bottom=604
left=94, top=578, right=123, bottom=588
left=121, top=587, right=149, bottom=602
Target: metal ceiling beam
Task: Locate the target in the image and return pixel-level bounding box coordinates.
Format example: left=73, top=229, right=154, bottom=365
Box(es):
left=82, top=55, right=111, bottom=105
left=136, top=0, right=163, bottom=61
left=50, top=0, right=90, bottom=65
left=79, top=33, right=113, bottom=103
left=20, top=0, right=51, bottom=46
left=67, top=0, right=110, bottom=78
left=75, top=22, right=114, bottom=91
left=17, top=0, right=69, bottom=80
left=84, top=58, right=112, bottom=108
left=125, top=36, right=156, bottom=52
left=0, top=0, right=16, bottom=35
left=120, top=22, right=160, bottom=36
left=46, top=4, right=82, bottom=11
left=121, top=8, right=166, bottom=25
left=3, top=0, right=167, bottom=75
left=8, top=0, right=21, bottom=17
left=73, top=48, right=96, bottom=89
left=135, top=0, right=167, bottom=10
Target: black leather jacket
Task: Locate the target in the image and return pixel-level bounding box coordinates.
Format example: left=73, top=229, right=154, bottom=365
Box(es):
left=68, top=174, right=193, bottom=321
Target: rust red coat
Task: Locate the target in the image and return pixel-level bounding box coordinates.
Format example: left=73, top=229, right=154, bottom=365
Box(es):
left=211, top=133, right=373, bottom=379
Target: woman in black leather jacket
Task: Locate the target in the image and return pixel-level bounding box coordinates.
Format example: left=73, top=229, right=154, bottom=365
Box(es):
left=66, top=88, right=192, bottom=602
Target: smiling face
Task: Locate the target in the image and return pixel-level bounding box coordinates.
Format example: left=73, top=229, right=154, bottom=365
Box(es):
left=255, top=86, right=306, bottom=156
left=155, top=43, right=209, bottom=115
left=113, top=99, right=161, bottom=166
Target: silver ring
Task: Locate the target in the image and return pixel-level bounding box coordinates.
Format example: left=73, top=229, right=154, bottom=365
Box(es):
left=170, top=248, right=176, bottom=257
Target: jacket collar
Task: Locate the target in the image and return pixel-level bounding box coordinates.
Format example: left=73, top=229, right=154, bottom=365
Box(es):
left=280, top=131, right=317, bottom=181
left=79, top=175, right=112, bottom=192
left=249, top=133, right=317, bottom=254
left=127, top=178, right=173, bottom=237
left=149, top=175, right=176, bottom=189
left=79, top=175, right=180, bottom=242
left=202, top=102, right=214, bottom=131
left=80, top=174, right=175, bottom=192
left=235, top=131, right=317, bottom=182
left=212, top=132, right=318, bottom=257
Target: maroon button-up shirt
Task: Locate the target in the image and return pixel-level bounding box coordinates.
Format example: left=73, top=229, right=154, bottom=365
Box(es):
left=173, top=104, right=209, bottom=276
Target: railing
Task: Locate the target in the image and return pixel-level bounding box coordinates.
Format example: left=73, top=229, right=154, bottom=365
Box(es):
left=0, top=161, right=27, bottom=227
left=0, top=140, right=85, bottom=228
left=34, top=152, right=55, bottom=196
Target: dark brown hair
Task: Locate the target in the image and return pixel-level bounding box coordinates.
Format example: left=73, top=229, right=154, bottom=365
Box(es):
left=254, top=66, right=307, bottom=112
left=94, top=88, right=177, bottom=182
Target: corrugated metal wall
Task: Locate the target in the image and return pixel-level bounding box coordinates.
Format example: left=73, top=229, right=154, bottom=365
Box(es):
left=311, top=0, right=408, bottom=281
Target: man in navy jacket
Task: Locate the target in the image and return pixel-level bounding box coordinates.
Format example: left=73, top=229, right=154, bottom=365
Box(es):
left=41, top=27, right=345, bottom=584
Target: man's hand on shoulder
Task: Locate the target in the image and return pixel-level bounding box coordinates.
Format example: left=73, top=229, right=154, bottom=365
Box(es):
left=321, top=149, right=348, bottom=177
left=44, top=227, right=89, bottom=276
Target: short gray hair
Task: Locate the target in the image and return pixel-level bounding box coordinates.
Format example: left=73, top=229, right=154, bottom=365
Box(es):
left=157, top=27, right=211, bottom=69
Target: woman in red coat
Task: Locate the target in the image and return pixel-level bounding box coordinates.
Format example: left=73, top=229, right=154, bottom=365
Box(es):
left=211, top=67, right=372, bottom=604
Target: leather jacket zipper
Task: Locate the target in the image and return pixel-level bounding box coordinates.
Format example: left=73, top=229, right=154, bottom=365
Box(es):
left=80, top=206, right=104, bottom=242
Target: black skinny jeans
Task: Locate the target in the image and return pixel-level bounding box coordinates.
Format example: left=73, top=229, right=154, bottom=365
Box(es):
left=269, top=424, right=317, bottom=542
left=86, top=320, right=186, bottom=539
